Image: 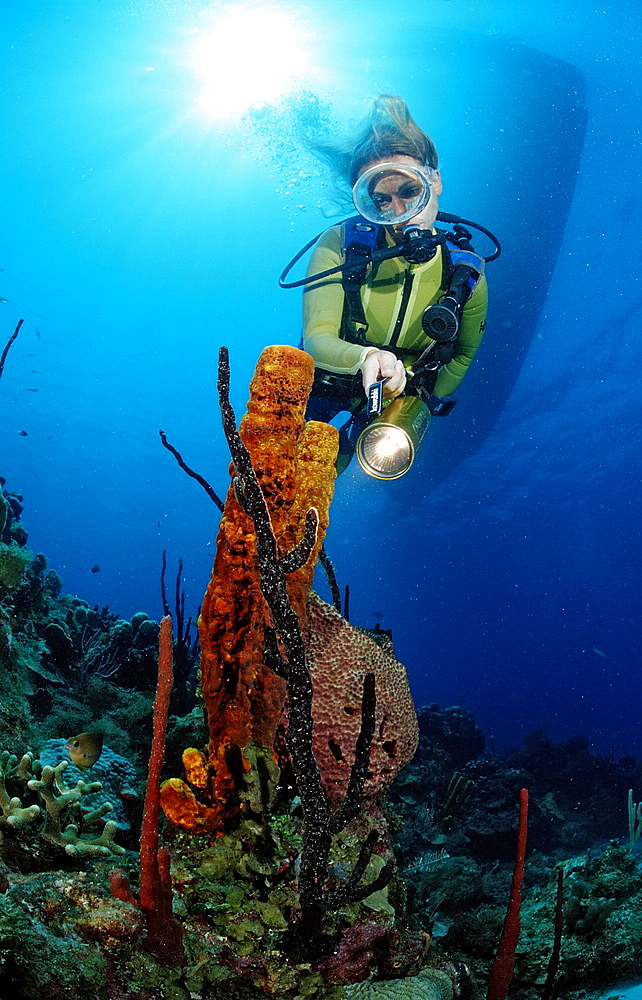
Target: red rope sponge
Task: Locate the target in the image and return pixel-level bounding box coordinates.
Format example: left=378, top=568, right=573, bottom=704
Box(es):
left=487, top=787, right=529, bottom=1000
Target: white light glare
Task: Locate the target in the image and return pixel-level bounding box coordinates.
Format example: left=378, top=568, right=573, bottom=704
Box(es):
left=191, top=7, right=309, bottom=119
left=362, top=426, right=411, bottom=477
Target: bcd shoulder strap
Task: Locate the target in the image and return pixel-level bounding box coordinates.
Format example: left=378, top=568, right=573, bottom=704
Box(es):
left=341, top=217, right=382, bottom=335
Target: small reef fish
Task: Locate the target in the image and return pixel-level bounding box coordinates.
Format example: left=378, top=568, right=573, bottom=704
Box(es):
left=0, top=298, right=8, bottom=304
left=65, top=732, right=104, bottom=770
left=18, top=430, right=28, bottom=436
left=90, top=564, right=100, bottom=573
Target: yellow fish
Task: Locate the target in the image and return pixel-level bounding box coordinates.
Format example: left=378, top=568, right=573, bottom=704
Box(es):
left=65, top=732, right=104, bottom=770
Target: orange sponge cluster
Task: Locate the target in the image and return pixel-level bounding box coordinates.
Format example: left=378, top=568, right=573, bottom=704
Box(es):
left=161, top=346, right=338, bottom=834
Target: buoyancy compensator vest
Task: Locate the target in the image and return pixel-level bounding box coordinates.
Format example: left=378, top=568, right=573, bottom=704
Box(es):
left=281, top=210, right=500, bottom=408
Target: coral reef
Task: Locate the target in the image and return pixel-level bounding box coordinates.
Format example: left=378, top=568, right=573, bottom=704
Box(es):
left=0, top=480, right=187, bottom=782
left=0, top=866, right=145, bottom=999
left=392, top=705, right=641, bottom=865
left=39, top=739, right=138, bottom=829
left=0, top=750, right=125, bottom=858
left=4, top=344, right=642, bottom=1000
left=388, top=704, right=642, bottom=999
left=445, top=841, right=642, bottom=997
left=42, top=604, right=163, bottom=693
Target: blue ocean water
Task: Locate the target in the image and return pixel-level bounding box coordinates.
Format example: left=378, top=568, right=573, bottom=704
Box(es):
left=1, top=0, right=641, bottom=761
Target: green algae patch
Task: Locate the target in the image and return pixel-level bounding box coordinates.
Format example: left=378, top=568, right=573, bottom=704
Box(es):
left=0, top=542, right=31, bottom=592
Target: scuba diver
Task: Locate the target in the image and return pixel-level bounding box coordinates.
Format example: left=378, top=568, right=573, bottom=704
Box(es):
left=280, top=96, right=499, bottom=479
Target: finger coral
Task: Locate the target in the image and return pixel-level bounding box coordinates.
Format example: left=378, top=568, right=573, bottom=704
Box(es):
left=28, top=761, right=126, bottom=857
left=0, top=750, right=125, bottom=857
left=39, top=738, right=138, bottom=829
left=0, top=751, right=40, bottom=826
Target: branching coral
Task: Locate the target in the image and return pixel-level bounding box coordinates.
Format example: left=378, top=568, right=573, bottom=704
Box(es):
left=29, top=760, right=125, bottom=857
left=0, top=751, right=40, bottom=826
left=39, top=740, right=138, bottom=830
left=0, top=749, right=125, bottom=857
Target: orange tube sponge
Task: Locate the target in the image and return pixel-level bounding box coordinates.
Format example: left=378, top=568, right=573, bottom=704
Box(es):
left=282, top=418, right=339, bottom=623
left=167, top=346, right=338, bottom=833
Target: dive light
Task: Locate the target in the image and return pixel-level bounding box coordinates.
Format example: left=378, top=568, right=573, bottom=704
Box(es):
left=355, top=395, right=431, bottom=480
left=421, top=262, right=479, bottom=342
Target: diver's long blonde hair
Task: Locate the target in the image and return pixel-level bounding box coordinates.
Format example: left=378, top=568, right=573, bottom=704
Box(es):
left=311, top=95, right=439, bottom=188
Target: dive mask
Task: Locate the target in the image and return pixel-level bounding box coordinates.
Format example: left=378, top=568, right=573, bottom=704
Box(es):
left=352, top=161, right=434, bottom=226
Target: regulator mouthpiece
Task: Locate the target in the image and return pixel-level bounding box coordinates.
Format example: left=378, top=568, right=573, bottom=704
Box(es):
left=352, top=162, right=434, bottom=226
left=355, top=395, right=432, bottom=479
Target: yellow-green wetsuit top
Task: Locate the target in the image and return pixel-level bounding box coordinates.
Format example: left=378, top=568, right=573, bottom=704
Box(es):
left=302, top=223, right=488, bottom=398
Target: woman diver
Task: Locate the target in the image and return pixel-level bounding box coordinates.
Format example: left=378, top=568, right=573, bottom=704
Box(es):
left=288, top=95, right=491, bottom=478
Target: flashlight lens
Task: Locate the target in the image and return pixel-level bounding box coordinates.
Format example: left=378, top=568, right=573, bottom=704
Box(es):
left=357, top=425, right=412, bottom=479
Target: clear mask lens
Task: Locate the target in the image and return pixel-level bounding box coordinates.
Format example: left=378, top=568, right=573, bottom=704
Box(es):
left=352, top=162, right=433, bottom=226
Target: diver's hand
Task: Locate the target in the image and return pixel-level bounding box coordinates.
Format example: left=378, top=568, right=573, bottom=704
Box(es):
left=361, top=349, right=406, bottom=398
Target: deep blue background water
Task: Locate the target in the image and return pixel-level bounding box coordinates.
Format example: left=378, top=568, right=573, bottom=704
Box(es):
left=1, top=1, right=641, bottom=758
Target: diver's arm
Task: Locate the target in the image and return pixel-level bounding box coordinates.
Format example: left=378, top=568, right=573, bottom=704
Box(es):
left=302, top=228, right=368, bottom=375
left=432, top=273, right=489, bottom=397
